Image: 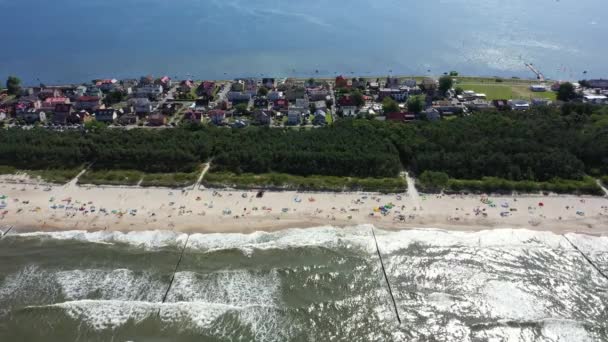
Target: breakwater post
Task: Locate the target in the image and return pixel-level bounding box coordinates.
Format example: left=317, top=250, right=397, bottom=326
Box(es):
left=158, top=234, right=190, bottom=316
left=1, top=226, right=13, bottom=238
left=562, top=235, right=608, bottom=281
left=371, top=227, right=402, bottom=324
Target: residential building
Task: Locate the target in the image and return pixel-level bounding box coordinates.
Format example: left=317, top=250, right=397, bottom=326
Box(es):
left=295, top=98, right=309, bottom=108
left=118, top=114, right=138, bottom=125
left=130, top=98, right=153, bottom=115
left=262, top=78, right=275, bottom=89
left=68, top=110, right=93, bottom=124
left=285, top=86, right=306, bottom=101
left=85, top=86, right=103, bottom=98
left=15, top=97, right=41, bottom=113
left=423, top=108, right=441, bottom=121
left=466, top=99, right=492, bottom=110
left=179, top=80, right=194, bottom=92
left=385, top=77, right=400, bottom=89
left=421, top=77, right=438, bottom=91
left=183, top=111, right=202, bottom=123
left=252, top=110, right=273, bottom=125
left=385, top=112, right=416, bottom=122
left=208, top=109, right=226, bottom=125
left=313, top=100, right=327, bottom=112
left=75, top=96, right=103, bottom=111
left=341, top=106, right=358, bottom=116
left=338, top=95, right=356, bottom=107
left=335, top=75, right=348, bottom=88
left=157, top=76, right=172, bottom=88
left=96, top=79, right=118, bottom=92
left=147, top=113, right=167, bottom=126
left=38, top=88, right=61, bottom=100
left=313, top=110, right=328, bottom=126
left=41, top=97, right=69, bottom=112
left=16, top=109, right=46, bottom=124
left=74, top=85, right=87, bottom=97
left=403, top=79, right=417, bottom=88
left=254, top=97, right=269, bottom=108
left=227, top=91, right=252, bottom=103
left=52, top=103, right=73, bottom=124
left=492, top=99, right=510, bottom=111
left=136, top=84, right=163, bottom=100
left=287, top=110, right=302, bottom=125
left=267, top=91, right=283, bottom=101
left=273, top=99, right=289, bottom=110
left=379, top=88, right=408, bottom=102
left=197, top=81, right=216, bottom=97
left=307, top=88, right=330, bottom=101
left=94, top=109, right=118, bottom=123
left=586, top=79, right=608, bottom=89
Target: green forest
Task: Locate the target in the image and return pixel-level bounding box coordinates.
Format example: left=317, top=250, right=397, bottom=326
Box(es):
left=0, top=104, right=607, bottom=192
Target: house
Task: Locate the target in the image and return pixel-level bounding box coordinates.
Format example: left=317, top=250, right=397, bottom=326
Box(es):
left=208, top=110, right=226, bottom=125
left=273, top=98, right=289, bottom=110
left=157, top=76, right=172, bottom=88
left=508, top=99, right=530, bottom=111
left=94, top=109, right=118, bottom=123
left=197, top=81, right=216, bottom=97
left=130, top=98, right=153, bottom=115
left=74, top=85, right=88, bottom=97
left=379, top=88, right=408, bottom=102
left=68, top=110, right=93, bottom=124
left=179, top=80, right=194, bottom=93
left=338, top=95, right=356, bottom=107
left=423, top=108, right=441, bottom=121
left=161, top=103, right=181, bottom=115
left=421, top=78, right=438, bottom=92
left=252, top=110, right=273, bottom=126
left=308, top=88, right=330, bottom=101
left=287, top=110, right=302, bottom=125
left=15, top=97, right=41, bottom=113
left=41, top=97, right=69, bottom=112
left=183, top=111, right=202, bottom=123
left=231, top=81, right=245, bottom=92
left=20, top=88, right=35, bottom=97
left=16, top=109, right=46, bottom=124
left=52, top=103, right=73, bottom=124
left=262, top=78, right=275, bottom=89
left=313, top=100, right=327, bottom=112
left=147, top=113, right=167, bottom=126
left=432, top=100, right=464, bottom=115
left=341, top=106, right=358, bottom=116
left=75, top=96, right=103, bottom=111
left=385, top=112, right=416, bottom=122
left=227, top=91, right=252, bottom=103
left=583, top=94, right=608, bottom=104
left=530, top=85, right=547, bottom=92
left=403, top=79, right=417, bottom=88
left=217, top=100, right=232, bottom=111
left=85, top=86, right=103, bottom=98
left=38, top=88, right=61, bottom=100
left=140, top=75, right=155, bottom=85
left=385, top=77, right=400, bottom=89
left=295, top=98, right=309, bottom=108
left=96, top=79, right=118, bottom=92
left=313, top=110, right=327, bottom=126
left=267, top=91, right=283, bottom=101
left=285, top=86, right=306, bottom=101
left=254, top=97, right=269, bottom=108
left=335, top=75, right=348, bottom=88
left=117, top=113, right=138, bottom=125
left=136, top=84, right=163, bottom=100
left=586, top=79, right=608, bottom=89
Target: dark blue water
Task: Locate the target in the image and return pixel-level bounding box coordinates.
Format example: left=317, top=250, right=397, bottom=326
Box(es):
left=1, top=0, right=607, bottom=84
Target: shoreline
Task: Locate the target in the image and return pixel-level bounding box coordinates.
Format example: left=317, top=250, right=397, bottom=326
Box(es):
left=2, top=175, right=607, bottom=237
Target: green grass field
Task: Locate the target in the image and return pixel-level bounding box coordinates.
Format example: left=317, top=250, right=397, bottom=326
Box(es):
left=456, top=82, right=557, bottom=101
left=78, top=169, right=145, bottom=186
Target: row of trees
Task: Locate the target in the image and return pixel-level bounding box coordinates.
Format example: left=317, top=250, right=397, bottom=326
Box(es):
left=0, top=105, right=606, bottom=182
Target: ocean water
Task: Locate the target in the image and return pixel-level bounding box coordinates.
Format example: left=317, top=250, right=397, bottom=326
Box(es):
left=0, top=226, right=607, bottom=341
left=1, top=0, right=607, bottom=84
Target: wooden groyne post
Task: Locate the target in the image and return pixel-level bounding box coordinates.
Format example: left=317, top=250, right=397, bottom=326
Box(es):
left=371, top=227, right=402, bottom=324
left=158, top=234, right=190, bottom=316
left=562, top=235, right=608, bottom=281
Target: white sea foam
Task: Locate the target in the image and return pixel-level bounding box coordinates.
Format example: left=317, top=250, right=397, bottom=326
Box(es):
left=17, top=230, right=186, bottom=249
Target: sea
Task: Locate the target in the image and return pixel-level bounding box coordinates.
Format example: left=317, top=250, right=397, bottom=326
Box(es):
left=1, top=0, right=608, bottom=84
left=0, top=226, right=606, bottom=341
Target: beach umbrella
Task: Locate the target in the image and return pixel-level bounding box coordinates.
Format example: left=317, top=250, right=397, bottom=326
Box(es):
left=538, top=202, right=544, bottom=207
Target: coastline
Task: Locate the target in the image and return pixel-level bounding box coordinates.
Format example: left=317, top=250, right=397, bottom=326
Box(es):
left=2, top=175, right=607, bottom=236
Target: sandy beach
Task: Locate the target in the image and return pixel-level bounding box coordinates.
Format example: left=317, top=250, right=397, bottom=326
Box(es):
left=1, top=173, right=608, bottom=236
